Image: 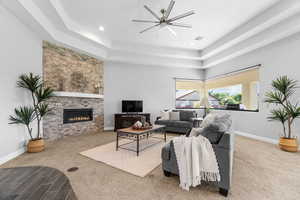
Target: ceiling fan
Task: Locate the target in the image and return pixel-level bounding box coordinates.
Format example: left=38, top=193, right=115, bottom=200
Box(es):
left=132, top=0, right=195, bottom=35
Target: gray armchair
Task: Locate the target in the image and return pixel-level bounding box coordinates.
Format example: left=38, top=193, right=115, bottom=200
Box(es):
left=161, top=132, right=233, bottom=197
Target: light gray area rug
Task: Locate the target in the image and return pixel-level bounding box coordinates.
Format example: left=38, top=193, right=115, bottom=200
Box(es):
left=80, top=137, right=172, bottom=177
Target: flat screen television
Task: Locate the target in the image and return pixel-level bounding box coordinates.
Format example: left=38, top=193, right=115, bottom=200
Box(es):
left=122, top=100, right=143, bottom=113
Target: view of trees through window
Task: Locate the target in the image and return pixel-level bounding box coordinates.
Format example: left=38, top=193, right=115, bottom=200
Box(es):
left=208, top=84, right=243, bottom=109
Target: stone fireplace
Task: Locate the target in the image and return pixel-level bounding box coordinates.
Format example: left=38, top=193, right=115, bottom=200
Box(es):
left=43, top=95, right=103, bottom=140
left=42, top=41, right=104, bottom=140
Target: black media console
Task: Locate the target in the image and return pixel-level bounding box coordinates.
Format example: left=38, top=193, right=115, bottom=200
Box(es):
left=114, top=113, right=151, bottom=131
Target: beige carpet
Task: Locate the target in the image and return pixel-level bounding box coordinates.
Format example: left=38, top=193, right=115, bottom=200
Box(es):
left=80, top=137, right=171, bottom=177
left=2, top=132, right=300, bottom=200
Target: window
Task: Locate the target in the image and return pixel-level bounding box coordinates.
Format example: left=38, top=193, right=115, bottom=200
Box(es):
left=174, top=68, right=260, bottom=111
left=175, top=80, right=203, bottom=109
left=206, top=68, right=260, bottom=111
left=209, top=84, right=242, bottom=109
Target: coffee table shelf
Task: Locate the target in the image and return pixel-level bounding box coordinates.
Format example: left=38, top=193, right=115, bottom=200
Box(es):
left=116, top=125, right=166, bottom=156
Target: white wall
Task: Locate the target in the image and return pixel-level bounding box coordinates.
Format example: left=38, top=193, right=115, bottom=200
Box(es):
left=206, top=33, right=300, bottom=141
left=104, top=61, right=204, bottom=129
left=0, top=5, right=42, bottom=164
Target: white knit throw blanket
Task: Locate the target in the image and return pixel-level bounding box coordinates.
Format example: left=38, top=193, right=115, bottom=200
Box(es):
left=173, top=135, right=220, bottom=191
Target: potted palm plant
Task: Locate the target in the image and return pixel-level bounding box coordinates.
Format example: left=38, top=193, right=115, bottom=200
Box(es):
left=9, top=73, right=54, bottom=153
left=265, top=76, right=300, bottom=152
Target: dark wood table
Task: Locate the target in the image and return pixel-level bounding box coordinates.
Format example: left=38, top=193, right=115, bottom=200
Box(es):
left=0, top=166, right=77, bottom=200
left=116, top=125, right=166, bottom=156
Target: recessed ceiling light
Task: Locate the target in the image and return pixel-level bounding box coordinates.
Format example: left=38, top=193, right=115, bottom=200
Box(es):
left=98, top=26, right=105, bottom=32
left=195, top=36, right=203, bottom=41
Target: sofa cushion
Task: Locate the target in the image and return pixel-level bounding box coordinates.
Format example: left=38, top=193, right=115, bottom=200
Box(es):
left=155, top=120, right=192, bottom=128
left=155, top=120, right=169, bottom=126
left=179, top=110, right=195, bottom=121
left=170, top=120, right=193, bottom=128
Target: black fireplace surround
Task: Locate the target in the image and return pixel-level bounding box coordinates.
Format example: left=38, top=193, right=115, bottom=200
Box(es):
left=63, top=108, right=93, bottom=124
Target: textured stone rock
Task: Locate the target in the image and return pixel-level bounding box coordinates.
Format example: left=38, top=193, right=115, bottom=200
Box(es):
left=43, top=41, right=104, bottom=94
left=43, top=96, right=104, bottom=140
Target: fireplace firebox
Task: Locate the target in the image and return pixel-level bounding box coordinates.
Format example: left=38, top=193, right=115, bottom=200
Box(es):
left=63, top=109, right=93, bottom=124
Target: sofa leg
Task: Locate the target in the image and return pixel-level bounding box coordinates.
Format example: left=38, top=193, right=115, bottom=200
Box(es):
left=219, top=188, right=228, bottom=197
left=163, top=170, right=172, bottom=177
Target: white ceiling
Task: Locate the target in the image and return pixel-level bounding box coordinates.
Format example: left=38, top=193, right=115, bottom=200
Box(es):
left=5, top=0, right=299, bottom=69
left=59, top=0, right=280, bottom=49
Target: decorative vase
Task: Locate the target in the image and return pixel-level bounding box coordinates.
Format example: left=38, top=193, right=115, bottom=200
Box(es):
left=27, top=139, right=45, bottom=153
left=279, top=137, right=298, bottom=152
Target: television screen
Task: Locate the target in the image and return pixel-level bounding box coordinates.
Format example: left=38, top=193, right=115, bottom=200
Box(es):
left=122, top=100, right=143, bottom=113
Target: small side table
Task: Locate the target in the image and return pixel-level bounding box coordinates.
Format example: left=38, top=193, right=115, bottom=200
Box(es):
left=191, top=117, right=203, bottom=127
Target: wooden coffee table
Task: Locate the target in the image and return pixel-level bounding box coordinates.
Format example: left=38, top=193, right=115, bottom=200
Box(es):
left=116, top=125, right=166, bottom=156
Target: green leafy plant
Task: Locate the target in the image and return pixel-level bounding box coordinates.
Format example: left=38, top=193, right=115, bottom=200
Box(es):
left=9, top=106, right=36, bottom=140
left=265, top=76, right=300, bottom=138
left=209, top=92, right=242, bottom=105
left=9, top=73, right=54, bottom=140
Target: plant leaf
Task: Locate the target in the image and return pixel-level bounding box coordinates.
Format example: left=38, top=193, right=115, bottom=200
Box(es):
left=17, top=73, right=42, bottom=92
left=271, top=76, right=298, bottom=101
left=267, top=108, right=288, bottom=123
left=37, top=103, right=52, bottom=117
left=35, top=87, right=54, bottom=103
left=9, top=106, right=36, bottom=125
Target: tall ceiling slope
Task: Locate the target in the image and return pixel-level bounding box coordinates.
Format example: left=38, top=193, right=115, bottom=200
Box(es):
left=2, top=0, right=300, bottom=69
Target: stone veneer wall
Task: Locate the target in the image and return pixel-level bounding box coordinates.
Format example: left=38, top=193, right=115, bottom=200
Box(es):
left=43, top=97, right=104, bottom=140
left=42, top=41, right=104, bottom=140
left=43, top=41, right=104, bottom=94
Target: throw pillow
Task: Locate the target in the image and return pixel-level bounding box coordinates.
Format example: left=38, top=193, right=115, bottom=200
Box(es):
left=195, top=113, right=232, bottom=144
left=200, top=113, right=232, bottom=132
left=213, top=113, right=232, bottom=132
left=169, top=111, right=180, bottom=120
left=180, top=111, right=196, bottom=121
left=160, top=110, right=170, bottom=120
left=189, top=127, right=202, bottom=137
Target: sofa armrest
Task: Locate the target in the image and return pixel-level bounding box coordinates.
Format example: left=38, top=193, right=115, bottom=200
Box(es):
left=161, top=142, right=171, bottom=160
left=217, top=133, right=231, bottom=149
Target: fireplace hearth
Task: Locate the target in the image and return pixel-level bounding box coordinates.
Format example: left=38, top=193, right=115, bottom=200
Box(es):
left=63, top=108, right=93, bottom=124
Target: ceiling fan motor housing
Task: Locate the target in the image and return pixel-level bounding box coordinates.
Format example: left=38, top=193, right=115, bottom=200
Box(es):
left=132, top=0, right=195, bottom=33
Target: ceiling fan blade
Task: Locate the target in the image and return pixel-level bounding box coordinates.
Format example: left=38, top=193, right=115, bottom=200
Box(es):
left=144, top=5, right=161, bottom=21
left=168, top=10, right=195, bottom=22
left=166, top=26, right=177, bottom=37
left=132, top=19, right=160, bottom=23
left=168, top=22, right=192, bottom=28
left=140, top=24, right=160, bottom=33
left=165, top=0, right=175, bottom=19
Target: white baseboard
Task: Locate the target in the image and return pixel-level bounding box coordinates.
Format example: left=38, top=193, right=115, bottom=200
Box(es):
left=0, top=147, right=26, bottom=165
left=104, top=127, right=114, bottom=131
left=234, top=131, right=278, bottom=144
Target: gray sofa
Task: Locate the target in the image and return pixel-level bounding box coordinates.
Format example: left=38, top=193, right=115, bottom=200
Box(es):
left=155, top=110, right=196, bottom=134
left=161, top=132, right=232, bottom=196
